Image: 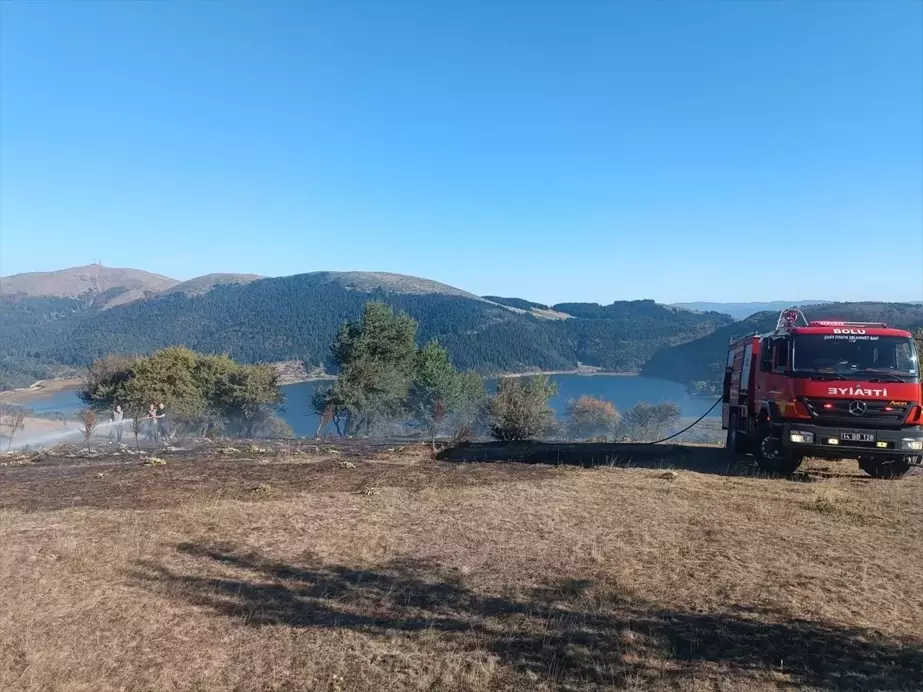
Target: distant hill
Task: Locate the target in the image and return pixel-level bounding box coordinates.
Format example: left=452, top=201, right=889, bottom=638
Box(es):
left=670, top=301, right=830, bottom=320
left=1, top=266, right=266, bottom=307
left=482, top=296, right=571, bottom=320
left=0, top=264, right=178, bottom=308
left=164, top=273, right=264, bottom=296
left=0, top=269, right=732, bottom=389
left=551, top=301, right=724, bottom=321
left=483, top=296, right=551, bottom=311
left=316, top=271, right=482, bottom=299
left=643, top=302, right=923, bottom=387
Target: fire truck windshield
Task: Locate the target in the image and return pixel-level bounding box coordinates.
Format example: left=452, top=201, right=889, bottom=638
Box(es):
left=792, top=335, right=919, bottom=380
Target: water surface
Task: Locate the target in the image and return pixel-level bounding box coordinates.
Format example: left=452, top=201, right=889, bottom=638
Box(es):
left=280, top=374, right=717, bottom=437
left=14, top=374, right=718, bottom=439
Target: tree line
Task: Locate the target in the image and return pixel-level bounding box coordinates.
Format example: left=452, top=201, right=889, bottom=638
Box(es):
left=75, top=300, right=687, bottom=446
left=310, top=302, right=683, bottom=445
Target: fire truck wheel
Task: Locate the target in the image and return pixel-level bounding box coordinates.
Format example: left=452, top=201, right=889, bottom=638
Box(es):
left=726, top=414, right=747, bottom=454
left=857, top=456, right=911, bottom=479
left=755, top=427, right=802, bottom=475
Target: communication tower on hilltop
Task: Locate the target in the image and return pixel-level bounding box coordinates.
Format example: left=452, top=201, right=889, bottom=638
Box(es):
left=91, top=259, right=102, bottom=293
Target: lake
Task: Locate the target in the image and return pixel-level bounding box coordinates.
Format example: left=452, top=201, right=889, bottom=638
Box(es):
left=7, top=388, right=86, bottom=415
left=281, top=374, right=719, bottom=437
left=14, top=374, right=718, bottom=438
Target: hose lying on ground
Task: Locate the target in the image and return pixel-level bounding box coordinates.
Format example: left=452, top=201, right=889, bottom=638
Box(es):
left=642, top=396, right=723, bottom=446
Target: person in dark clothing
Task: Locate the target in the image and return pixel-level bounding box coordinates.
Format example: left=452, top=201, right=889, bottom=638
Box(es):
left=156, top=402, right=170, bottom=442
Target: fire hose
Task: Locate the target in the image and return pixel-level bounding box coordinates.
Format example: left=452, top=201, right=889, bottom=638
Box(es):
left=642, top=395, right=723, bottom=446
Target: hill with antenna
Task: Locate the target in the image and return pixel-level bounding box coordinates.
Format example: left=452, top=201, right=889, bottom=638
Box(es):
left=0, top=263, right=179, bottom=308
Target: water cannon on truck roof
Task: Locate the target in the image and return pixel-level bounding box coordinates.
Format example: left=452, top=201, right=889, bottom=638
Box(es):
left=722, top=308, right=923, bottom=478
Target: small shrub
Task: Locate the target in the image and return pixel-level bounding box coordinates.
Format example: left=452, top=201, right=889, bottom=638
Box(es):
left=79, top=408, right=98, bottom=453
left=487, top=375, right=558, bottom=441
left=250, top=414, right=294, bottom=439
left=620, top=401, right=681, bottom=442
left=0, top=404, right=27, bottom=451
left=566, top=396, right=620, bottom=440
left=450, top=423, right=474, bottom=446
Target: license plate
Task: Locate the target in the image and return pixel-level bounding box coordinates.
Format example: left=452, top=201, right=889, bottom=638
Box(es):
left=841, top=432, right=875, bottom=442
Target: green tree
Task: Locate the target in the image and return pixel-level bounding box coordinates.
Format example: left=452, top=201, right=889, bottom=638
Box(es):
left=80, top=354, right=135, bottom=408
left=79, top=348, right=285, bottom=439
left=457, top=369, right=488, bottom=428
left=214, top=363, right=283, bottom=437
left=79, top=347, right=206, bottom=428
left=566, top=395, right=620, bottom=440
left=487, top=375, right=558, bottom=441
left=190, top=353, right=240, bottom=435
left=329, top=301, right=418, bottom=435
left=409, top=340, right=463, bottom=450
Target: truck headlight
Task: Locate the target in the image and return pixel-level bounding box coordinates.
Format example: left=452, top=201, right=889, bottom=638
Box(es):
left=790, top=431, right=814, bottom=444
left=900, top=438, right=923, bottom=451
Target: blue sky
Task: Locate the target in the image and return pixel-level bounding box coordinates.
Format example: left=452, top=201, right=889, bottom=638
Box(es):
left=1, top=1, right=921, bottom=304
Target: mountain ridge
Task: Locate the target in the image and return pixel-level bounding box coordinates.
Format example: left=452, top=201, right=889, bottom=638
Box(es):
left=669, top=300, right=832, bottom=320
left=163, top=273, right=265, bottom=296
left=3, top=264, right=917, bottom=393
left=0, top=268, right=734, bottom=390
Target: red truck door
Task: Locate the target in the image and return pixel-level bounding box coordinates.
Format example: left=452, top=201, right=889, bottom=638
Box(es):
left=759, top=335, right=801, bottom=420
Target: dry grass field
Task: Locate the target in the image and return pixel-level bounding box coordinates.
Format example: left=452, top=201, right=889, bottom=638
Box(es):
left=1, top=442, right=921, bottom=691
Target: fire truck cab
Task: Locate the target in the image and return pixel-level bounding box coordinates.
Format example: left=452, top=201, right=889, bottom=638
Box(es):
left=722, top=309, right=923, bottom=478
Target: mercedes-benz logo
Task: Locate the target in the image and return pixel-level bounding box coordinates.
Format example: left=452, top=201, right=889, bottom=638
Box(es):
left=848, top=400, right=867, bottom=416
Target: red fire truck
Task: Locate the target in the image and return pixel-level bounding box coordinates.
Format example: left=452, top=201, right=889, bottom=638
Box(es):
left=722, top=309, right=923, bottom=478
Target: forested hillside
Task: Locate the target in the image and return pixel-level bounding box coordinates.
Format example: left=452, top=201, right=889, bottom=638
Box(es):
left=0, top=272, right=733, bottom=389
left=643, top=302, right=923, bottom=387
left=8, top=267, right=914, bottom=393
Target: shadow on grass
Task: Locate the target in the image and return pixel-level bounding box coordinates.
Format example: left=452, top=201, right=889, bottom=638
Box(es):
left=134, top=542, right=923, bottom=691
left=436, top=441, right=780, bottom=478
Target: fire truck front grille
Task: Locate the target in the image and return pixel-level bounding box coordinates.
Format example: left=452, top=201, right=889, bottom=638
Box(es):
left=803, top=398, right=909, bottom=426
